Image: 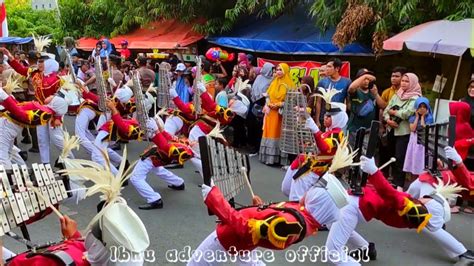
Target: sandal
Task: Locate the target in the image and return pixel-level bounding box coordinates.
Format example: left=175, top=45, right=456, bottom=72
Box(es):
left=460, top=207, right=474, bottom=214
left=450, top=206, right=460, bottom=214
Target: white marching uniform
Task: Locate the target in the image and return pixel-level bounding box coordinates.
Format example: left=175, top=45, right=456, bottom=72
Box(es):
left=130, top=158, right=184, bottom=203
left=164, top=115, right=184, bottom=136
left=74, top=107, right=97, bottom=155
left=37, top=123, right=75, bottom=164
left=0, top=117, right=23, bottom=169
left=188, top=125, right=206, bottom=177
left=92, top=130, right=122, bottom=175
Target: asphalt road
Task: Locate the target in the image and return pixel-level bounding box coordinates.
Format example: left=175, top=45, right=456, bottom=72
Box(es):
left=3, top=116, right=474, bottom=265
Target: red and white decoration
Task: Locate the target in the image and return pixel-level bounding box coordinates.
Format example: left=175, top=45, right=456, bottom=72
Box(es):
left=0, top=0, right=8, bottom=37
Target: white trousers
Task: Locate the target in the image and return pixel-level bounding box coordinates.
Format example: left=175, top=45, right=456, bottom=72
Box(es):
left=130, top=158, right=184, bottom=203
left=10, top=145, right=26, bottom=165
left=188, top=126, right=206, bottom=177
left=187, top=230, right=265, bottom=266
left=2, top=247, right=16, bottom=261
left=75, top=108, right=97, bottom=155
left=289, top=171, right=320, bottom=201
left=326, top=196, right=368, bottom=266
left=37, top=124, right=75, bottom=164
left=423, top=228, right=467, bottom=258
left=281, top=167, right=296, bottom=197
left=164, top=115, right=184, bottom=136
left=92, top=130, right=121, bottom=175
left=97, top=113, right=110, bottom=129
left=0, top=118, right=23, bottom=169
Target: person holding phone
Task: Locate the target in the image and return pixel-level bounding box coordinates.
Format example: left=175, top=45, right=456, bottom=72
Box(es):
left=347, top=69, right=385, bottom=144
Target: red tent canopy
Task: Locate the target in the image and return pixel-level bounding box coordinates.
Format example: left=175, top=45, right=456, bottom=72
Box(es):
left=77, top=19, right=204, bottom=50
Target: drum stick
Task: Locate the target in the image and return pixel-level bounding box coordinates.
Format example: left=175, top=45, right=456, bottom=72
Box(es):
left=379, top=157, right=396, bottom=171
left=240, top=167, right=255, bottom=199
left=26, top=181, right=64, bottom=219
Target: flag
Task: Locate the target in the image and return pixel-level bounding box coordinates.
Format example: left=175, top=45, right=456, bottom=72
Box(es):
left=0, top=0, right=7, bottom=37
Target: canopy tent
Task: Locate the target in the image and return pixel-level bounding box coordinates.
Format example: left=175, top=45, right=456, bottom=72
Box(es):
left=77, top=19, right=204, bottom=50
left=207, top=8, right=372, bottom=55
left=0, top=37, right=33, bottom=44
left=383, top=19, right=474, bottom=101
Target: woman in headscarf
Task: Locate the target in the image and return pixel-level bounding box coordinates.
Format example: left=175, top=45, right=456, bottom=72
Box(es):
left=99, top=39, right=113, bottom=58
left=383, top=72, right=421, bottom=190
left=259, top=63, right=295, bottom=165
left=247, top=62, right=274, bottom=154
left=300, top=76, right=317, bottom=119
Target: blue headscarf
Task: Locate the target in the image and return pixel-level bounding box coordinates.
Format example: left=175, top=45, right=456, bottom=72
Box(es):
left=409, top=96, right=434, bottom=125
left=99, top=39, right=112, bottom=58
left=175, top=76, right=191, bottom=103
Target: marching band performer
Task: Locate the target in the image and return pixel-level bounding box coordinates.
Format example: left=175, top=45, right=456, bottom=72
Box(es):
left=75, top=83, right=134, bottom=161
left=92, top=94, right=155, bottom=175
left=0, top=87, right=69, bottom=168
left=189, top=137, right=356, bottom=266
left=408, top=102, right=474, bottom=201
left=129, top=128, right=194, bottom=210
left=325, top=156, right=474, bottom=265
left=0, top=40, right=71, bottom=164
left=281, top=100, right=347, bottom=201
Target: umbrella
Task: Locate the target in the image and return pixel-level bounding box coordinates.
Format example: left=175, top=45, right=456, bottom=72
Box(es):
left=383, top=19, right=474, bottom=100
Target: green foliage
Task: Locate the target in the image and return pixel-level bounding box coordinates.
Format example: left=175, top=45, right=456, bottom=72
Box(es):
left=5, top=0, right=474, bottom=50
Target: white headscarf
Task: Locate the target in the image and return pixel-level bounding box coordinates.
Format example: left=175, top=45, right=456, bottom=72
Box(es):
left=43, top=58, right=59, bottom=76
left=327, top=102, right=348, bottom=130
left=114, top=86, right=133, bottom=104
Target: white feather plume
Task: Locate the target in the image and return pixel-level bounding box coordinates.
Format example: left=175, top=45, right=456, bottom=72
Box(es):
left=60, top=130, right=81, bottom=160
left=58, top=145, right=137, bottom=203
left=32, top=34, right=52, bottom=52
left=328, top=137, right=359, bottom=173
left=433, top=174, right=467, bottom=202
left=316, top=87, right=341, bottom=105
left=207, top=122, right=225, bottom=141
left=234, top=77, right=251, bottom=93
left=3, top=75, right=21, bottom=95
left=60, top=75, right=79, bottom=91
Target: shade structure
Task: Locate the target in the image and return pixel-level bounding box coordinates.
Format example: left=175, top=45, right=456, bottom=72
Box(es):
left=383, top=19, right=474, bottom=57
left=207, top=7, right=372, bottom=55
left=77, top=19, right=204, bottom=50
left=0, top=37, right=33, bottom=44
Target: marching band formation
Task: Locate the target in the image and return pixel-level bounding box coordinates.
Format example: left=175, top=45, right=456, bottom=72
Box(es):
left=0, top=36, right=473, bottom=266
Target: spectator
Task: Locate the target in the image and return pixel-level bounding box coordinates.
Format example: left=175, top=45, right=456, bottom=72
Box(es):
left=137, top=56, right=155, bottom=89
left=247, top=62, right=274, bottom=155
left=460, top=78, right=474, bottom=128
left=315, top=58, right=351, bottom=128
left=300, top=76, right=317, bottom=119
left=383, top=73, right=421, bottom=190
left=347, top=68, right=385, bottom=134
left=120, top=40, right=131, bottom=61
left=319, top=64, right=327, bottom=79
left=228, top=65, right=248, bottom=91
left=90, top=41, right=102, bottom=62
left=215, top=77, right=229, bottom=108
left=259, top=63, right=294, bottom=165
left=403, top=97, right=433, bottom=176
left=99, top=39, right=113, bottom=58
left=379, top=66, right=406, bottom=178
left=172, top=63, right=192, bottom=103
left=202, top=60, right=217, bottom=99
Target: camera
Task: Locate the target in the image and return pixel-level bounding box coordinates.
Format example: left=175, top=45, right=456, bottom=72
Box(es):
left=390, top=105, right=403, bottom=124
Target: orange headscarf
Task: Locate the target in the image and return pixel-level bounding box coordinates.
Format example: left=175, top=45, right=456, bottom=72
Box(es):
left=266, top=63, right=295, bottom=103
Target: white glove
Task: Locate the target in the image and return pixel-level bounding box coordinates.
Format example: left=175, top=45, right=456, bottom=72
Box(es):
left=360, top=156, right=378, bottom=175
left=145, top=118, right=158, bottom=139
left=305, top=117, right=320, bottom=133
left=107, top=77, right=117, bottom=87
left=197, top=82, right=206, bottom=93
left=170, top=88, right=178, bottom=99
left=445, top=146, right=462, bottom=164
left=0, top=87, right=9, bottom=101
left=202, top=184, right=212, bottom=201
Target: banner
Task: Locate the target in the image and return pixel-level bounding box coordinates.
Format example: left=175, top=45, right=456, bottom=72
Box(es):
left=257, top=58, right=350, bottom=86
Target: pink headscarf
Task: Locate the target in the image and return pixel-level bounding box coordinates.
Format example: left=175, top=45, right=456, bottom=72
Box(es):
left=397, top=73, right=422, bottom=100
left=238, top=53, right=250, bottom=68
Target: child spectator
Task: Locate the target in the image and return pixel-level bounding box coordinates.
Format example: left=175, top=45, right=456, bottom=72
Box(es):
left=403, top=97, right=434, bottom=176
